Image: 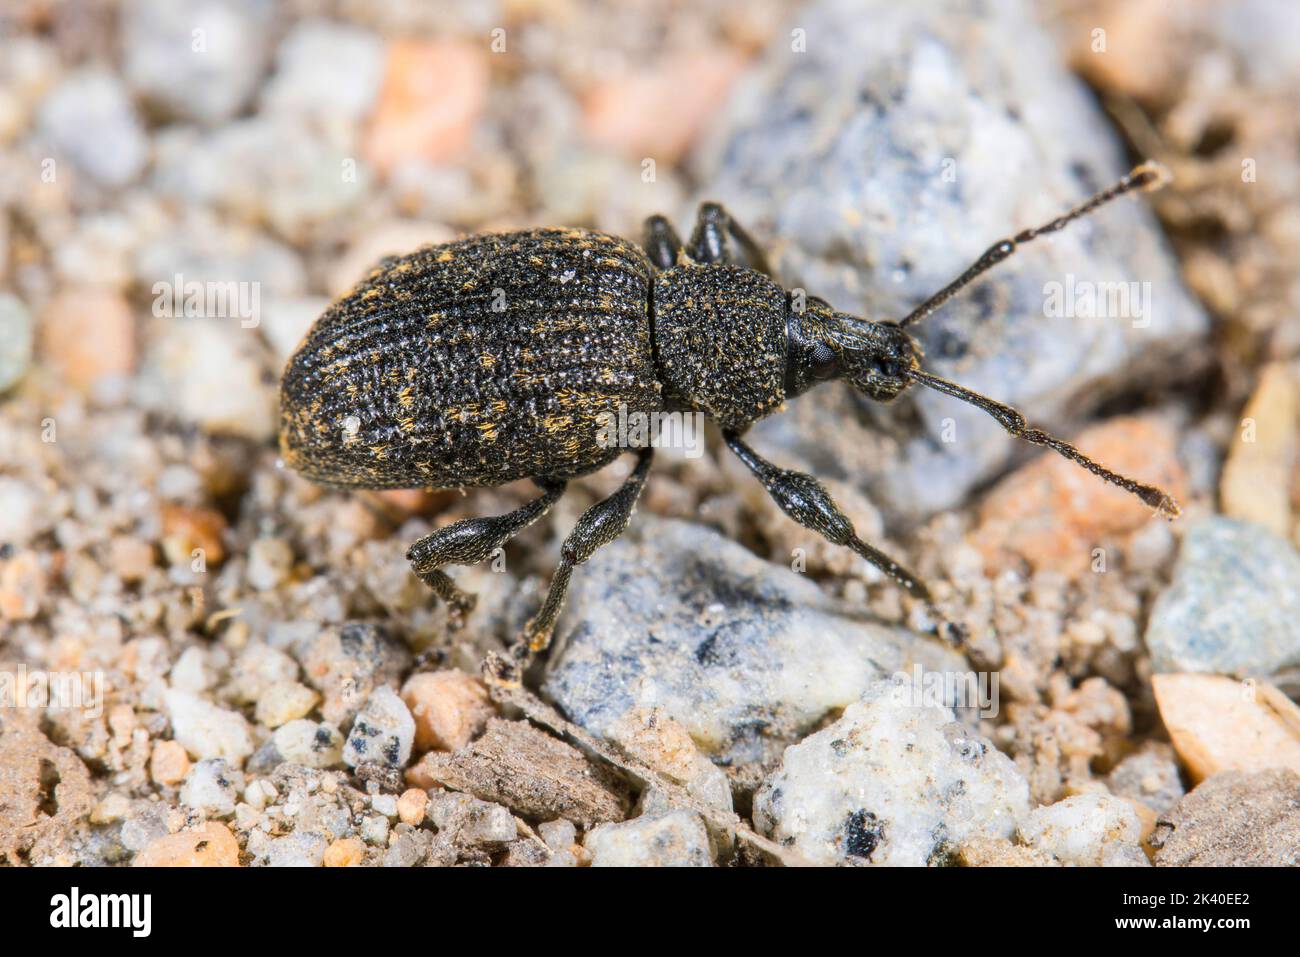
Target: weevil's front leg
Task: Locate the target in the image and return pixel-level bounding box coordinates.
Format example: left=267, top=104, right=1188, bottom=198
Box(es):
left=688, top=202, right=774, bottom=276
left=486, top=449, right=653, bottom=686
left=643, top=214, right=684, bottom=270
left=407, top=478, right=567, bottom=626
left=723, top=430, right=935, bottom=605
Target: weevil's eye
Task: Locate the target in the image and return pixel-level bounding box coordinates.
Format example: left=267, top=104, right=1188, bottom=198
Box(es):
left=810, top=342, right=839, bottom=379
left=877, top=358, right=901, bottom=379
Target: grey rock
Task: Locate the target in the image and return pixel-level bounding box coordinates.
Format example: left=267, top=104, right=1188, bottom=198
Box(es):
left=343, top=686, right=415, bottom=770
left=179, top=759, right=244, bottom=818
left=426, top=792, right=518, bottom=847
left=753, top=679, right=1029, bottom=866
left=1146, top=517, right=1300, bottom=677
left=0, top=294, right=33, bottom=392
left=123, top=0, right=274, bottom=124
left=294, top=622, right=411, bottom=727
left=543, top=517, right=967, bottom=767
left=1151, top=769, right=1300, bottom=866
left=695, top=0, right=1207, bottom=519
left=247, top=719, right=344, bottom=772
left=584, top=811, right=714, bottom=867
left=38, top=68, right=148, bottom=187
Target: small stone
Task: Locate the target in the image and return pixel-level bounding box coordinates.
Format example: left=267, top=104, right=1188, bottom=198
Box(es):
left=323, top=837, right=365, bottom=867
left=161, top=503, right=227, bottom=568
left=38, top=68, right=147, bottom=187
left=343, top=686, right=415, bottom=770
left=407, top=719, right=630, bottom=827
left=1152, top=673, right=1300, bottom=782
left=1220, top=362, right=1295, bottom=536
left=538, top=819, right=577, bottom=853
left=1017, top=793, right=1148, bottom=867
left=150, top=740, right=191, bottom=786
left=133, top=822, right=240, bottom=867
left=90, top=793, right=131, bottom=825
left=271, top=719, right=344, bottom=769
left=227, top=643, right=299, bottom=704
left=122, top=0, right=273, bottom=124
left=607, top=707, right=732, bottom=813
left=0, top=551, right=46, bottom=621
left=371, top=794, right=398, bottom=818
left=753, top=679, right=1030, bottom=866
left=1106, top=742, right=1185, bottom=814
left=1150, top=769, right=1300, bottom=866
left=400, top=669, right=495, bottom=752
left=169, top=646, right=216, bottom=694
left=396, top=788, right=428, bottom=826
left=254, top=681, right=319, bottom=729
left=0, top=293, right=33, bottom=392
left=265, top=832, right=328, bottom=868
left=974, top=416, right=1185, bottom=576
left=585, top=811, right=713, bottom=867
left=145, top=323, right=277, bottom=442
left=247, top=537, right=294, bottom=591
left=1146, top=517, right=1300, bottom=677
left=164, top=689, right=255, bottom=765
left=261, top=19, right=385, bottom=123
left=582, top=48, right=748, bottom=162
left=295, top=622, right=411, bottom=727
left=243, top=779, right=277, bottom=811
left=40, top=288, right=136, bottom=393
left=179, top=759, right=244, bottom=818
left=366, top=40, right=487, bottom=174
left=954, top=836, right=1058, bottom=867
left=425, top=792, right=518, bottom=847
left=108, top=536, right=156, bottom=584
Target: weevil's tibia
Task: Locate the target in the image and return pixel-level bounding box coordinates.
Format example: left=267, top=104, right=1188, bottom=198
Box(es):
left=907, top=367, right=1182, bottom=519
left=899, top=161, right=1172, bottom=330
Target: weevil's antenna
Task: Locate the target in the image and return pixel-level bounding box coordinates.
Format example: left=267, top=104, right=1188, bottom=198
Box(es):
left=898, top=161, right=1172, bottom=330
left=905, top=367, right=1182, bottom=519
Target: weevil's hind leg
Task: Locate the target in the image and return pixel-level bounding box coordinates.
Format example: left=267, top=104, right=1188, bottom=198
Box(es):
left=407, top=478, right=567, bottom=627
left=643, top=215, right=684, bottom=270
left=687, top=202, right=775, bottom=276
left=723, top=431, right=959, bottom=637
left=486, top=449, right=654, bottom=686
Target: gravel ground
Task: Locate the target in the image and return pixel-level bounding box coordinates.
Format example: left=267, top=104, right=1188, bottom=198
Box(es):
left=1, top=0, right=1298, bottom=867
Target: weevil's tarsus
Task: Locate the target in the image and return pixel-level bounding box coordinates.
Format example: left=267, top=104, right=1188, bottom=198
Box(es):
left=898, top=161, right=1172, bottom=330
left=906, top=367, right=1182, bottom=519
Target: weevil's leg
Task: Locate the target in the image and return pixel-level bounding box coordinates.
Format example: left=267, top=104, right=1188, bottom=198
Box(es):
left=723, top=430, right=936, bottom=607
left=487, top=449, right=653, bottom=685
left=643, top=214, right=684, bottom=271
left=687, top=202, right=774, bottom=276
left=898, top=162, right=1170, bottom=329
left=406, top=478, right=567, bottom=625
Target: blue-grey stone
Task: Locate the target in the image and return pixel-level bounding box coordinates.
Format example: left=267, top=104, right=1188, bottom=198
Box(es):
left=1146, top=517, right=1300, bottom=677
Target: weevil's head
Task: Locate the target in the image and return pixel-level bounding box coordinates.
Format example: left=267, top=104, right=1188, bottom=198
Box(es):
left=785, top=295, right=921, bottom=402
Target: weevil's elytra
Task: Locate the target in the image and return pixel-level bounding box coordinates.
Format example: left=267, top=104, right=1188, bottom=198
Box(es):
left=280, top=162, right=1180, bottom=684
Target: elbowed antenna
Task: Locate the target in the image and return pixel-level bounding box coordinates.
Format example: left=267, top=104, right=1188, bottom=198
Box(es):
left=898, top=161, right=1172, bottom=330
left=906, top=367, right=1182, bottom=520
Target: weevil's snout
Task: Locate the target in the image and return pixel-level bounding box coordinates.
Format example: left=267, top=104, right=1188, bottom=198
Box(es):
left=831, top=316, right=921, bottom=402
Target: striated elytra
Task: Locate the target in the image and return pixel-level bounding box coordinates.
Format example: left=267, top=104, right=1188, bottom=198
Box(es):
left=280, top=165, right=1180, bottom=683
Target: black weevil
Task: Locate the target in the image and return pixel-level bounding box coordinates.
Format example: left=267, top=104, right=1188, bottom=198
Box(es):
left=280, top=162, right=1180, bottom=682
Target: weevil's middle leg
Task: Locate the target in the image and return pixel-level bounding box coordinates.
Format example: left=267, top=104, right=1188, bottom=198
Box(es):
left=407, top=477, right=567, bottom=626
left=723, top=430, right=942, bottom=611
left=486, top=448, right=654, bottom=685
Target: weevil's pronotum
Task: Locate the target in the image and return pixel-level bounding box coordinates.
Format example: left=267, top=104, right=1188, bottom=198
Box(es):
left=280, top=162, right=1180, bottom=681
